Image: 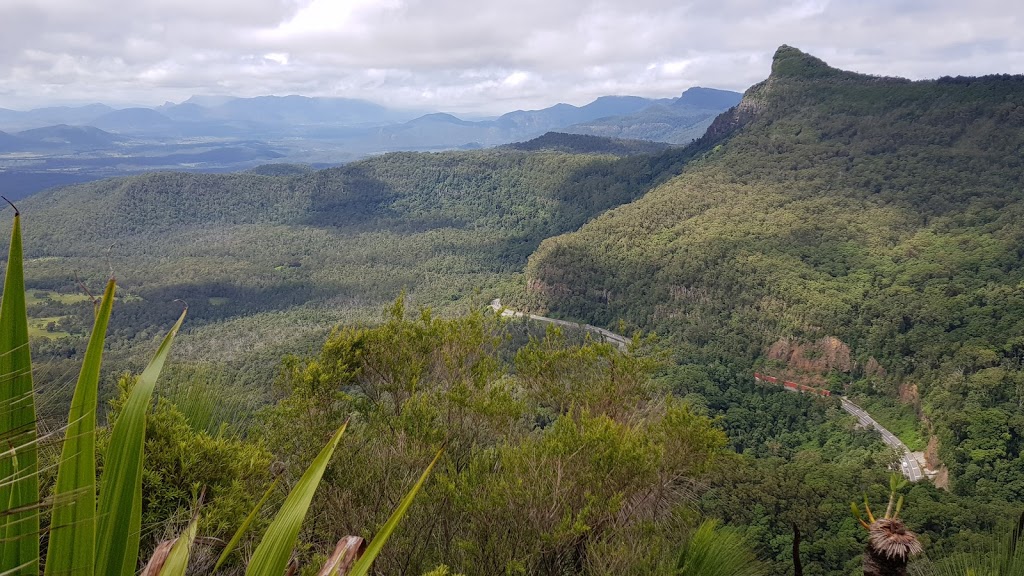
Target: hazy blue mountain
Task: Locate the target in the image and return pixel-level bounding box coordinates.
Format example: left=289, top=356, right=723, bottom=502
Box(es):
left=180, top=95, right=239, bottom=107
left=0, top=108, right=20, bottom=127
left=496, top=96, right=662, bottom=131
left=0, top=130, right=32, bottom=152
left=0, top=87, right=739, bottom=200
left=352, top=112, right=505, bottom=150
left=213, top=95, right=408, bottom=125
left=362, top=92, right=739, bottom=150
left=89, top=107, right=178, bottom=134
left=352, top=95, right=679, bottom=151
left=158, top=102, right=211, bottom=122
left=0, top=103, right=115, bottom=131
left=158, top=95, right=421, bottom=127
left=16, top=124, right=124, bottom=148
left=408, top=112, right=479, bottom=126
left=564, top=87, right=743, bottom=144
left=673, top=86, right=743, bottom=109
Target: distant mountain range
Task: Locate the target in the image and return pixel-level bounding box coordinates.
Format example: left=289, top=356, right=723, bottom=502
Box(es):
left=0, top=104, right=115, bottom=132
left=283, top=88, right=737, bottom=150
left=563, top=87, right=743, bottom=144
left=0, top=88, right=741, bottom=146
left=0, top=87, right=741, bottom=198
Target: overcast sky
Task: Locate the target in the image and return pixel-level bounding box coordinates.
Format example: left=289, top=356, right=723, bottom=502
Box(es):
left=1, top=0, right=1022, bottom=114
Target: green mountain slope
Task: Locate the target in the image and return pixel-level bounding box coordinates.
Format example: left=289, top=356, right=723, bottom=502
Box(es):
left=18, top=141, right=700, bottom=360
left=525, top=46, right=1024, bottom=498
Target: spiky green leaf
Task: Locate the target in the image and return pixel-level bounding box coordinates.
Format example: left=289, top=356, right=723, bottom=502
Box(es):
left=348, top=450, right=442, bottom=576
left=863, top=494, right=876, bottom=523
left=157, top=513, right=199, bottom=576
left=213, top=477, right=279, bottom=573
left=0, top=211, right=39, bottom=574
left=44, top=278, right=116, bottom=576
left=95, top=309, right=186, bottom=576
left=245, top=422, right=347, bottom=576
left=675, top=519, right=764, bottom=576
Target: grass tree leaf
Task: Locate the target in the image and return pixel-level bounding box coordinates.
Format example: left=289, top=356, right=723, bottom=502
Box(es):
left=0, top=210, right=39, bottom=574
left=676, top=519, right=764, bottom=576
left=246, top=422, right=348, bottom=576
left=44, top=278, right=116, bottom=576
left=347, top=449, right=442, bottom=576
left=213, top=477, right=280, bottom=573
left=96, top=308, right=186, bottom=576
left=157, top=513, right=199, bottom=576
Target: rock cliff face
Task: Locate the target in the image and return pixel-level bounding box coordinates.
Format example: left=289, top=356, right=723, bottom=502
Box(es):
left=695, top=43, right=864, bottom=147
left=693, top=80, right=767, bottom=146
left=766, top=336, right=853, bottom=374
left=925, top=436, right=950, bottom=489
left=865, top=357, right=887, bottom=379
left=898, top=382, right=920, bottom=409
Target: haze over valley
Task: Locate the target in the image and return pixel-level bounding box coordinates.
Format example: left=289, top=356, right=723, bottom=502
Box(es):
left=0, top=87, right=740, bottom=197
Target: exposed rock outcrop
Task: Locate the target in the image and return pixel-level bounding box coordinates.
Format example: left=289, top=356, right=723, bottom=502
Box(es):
left=766, top=336, right=853, bottom=374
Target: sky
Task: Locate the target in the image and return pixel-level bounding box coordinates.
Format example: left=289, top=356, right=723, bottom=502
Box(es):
left=1, top=0, right=1022, bottom=115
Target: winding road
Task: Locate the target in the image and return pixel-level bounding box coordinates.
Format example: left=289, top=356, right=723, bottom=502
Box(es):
left=491, top=299, right=923, bottom=481
left=839, top=397, right=923, bottom=481
left=489, top=299, right=630, bottom=351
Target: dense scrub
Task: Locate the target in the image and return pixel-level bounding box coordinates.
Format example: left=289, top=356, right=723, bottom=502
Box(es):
left=177, top=300, right=733, bottom=574
left=110, top=300, right=1013, bottom=575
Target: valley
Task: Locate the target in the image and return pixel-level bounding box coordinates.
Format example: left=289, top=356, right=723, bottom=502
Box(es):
left=3, top=44, right=1023, bottom=576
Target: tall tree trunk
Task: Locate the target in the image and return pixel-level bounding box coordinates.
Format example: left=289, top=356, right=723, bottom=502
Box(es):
left=792, top=523, right=803, bottom=576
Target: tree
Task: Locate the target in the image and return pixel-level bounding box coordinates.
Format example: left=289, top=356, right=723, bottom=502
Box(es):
left=853, top=475, right=922, bottom=576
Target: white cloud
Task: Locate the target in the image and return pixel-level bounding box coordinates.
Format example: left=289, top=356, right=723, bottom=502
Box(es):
left=263, top=52, right=290, bottom=65
left=0, top=0, right=1022, bottom=113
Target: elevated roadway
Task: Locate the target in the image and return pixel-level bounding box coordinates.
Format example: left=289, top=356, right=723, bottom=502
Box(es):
left=490, top=300, right=923, bottom=481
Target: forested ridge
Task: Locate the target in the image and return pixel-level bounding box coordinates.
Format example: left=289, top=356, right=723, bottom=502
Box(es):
left=7, top=45, right=1024, bottom=575
left=527, top=44, right=1024, bottom=536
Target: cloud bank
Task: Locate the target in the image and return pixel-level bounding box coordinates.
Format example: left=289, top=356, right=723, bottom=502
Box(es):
left=1, top=0, right=1022, bottom=114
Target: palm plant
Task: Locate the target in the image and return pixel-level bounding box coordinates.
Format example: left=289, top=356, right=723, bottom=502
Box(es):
left=852, top=474, right=923, bottom=576
left=0, top=206, right=436, bottom=575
